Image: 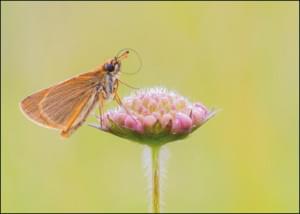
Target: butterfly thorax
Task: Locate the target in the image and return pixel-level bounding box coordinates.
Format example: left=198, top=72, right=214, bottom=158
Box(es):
left=101, top=73, right=118, bottom=100
left=99, top=59, right=121, bottom=100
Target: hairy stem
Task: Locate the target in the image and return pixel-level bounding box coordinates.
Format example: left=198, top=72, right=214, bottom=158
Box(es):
left=151, top=145, right=161, bottom=213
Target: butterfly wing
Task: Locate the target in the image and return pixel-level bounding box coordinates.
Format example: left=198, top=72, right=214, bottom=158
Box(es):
left=20, top=87, right=58, bottom=129
left=20, top=69, right=104, bottom=137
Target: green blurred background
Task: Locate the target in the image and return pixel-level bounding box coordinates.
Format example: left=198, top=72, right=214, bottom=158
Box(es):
left=1, top=2, right=298, bottom=213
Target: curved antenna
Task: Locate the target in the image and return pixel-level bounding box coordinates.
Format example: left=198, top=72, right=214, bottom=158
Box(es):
left=115, top=48, right=142, bottom=75
left=118, top=79, right=140, bottom=90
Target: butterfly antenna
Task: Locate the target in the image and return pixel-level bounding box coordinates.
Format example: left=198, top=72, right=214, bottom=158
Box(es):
left=116, top=48, right=142, bottom=75
left=118, top=79, right=140, bottom=90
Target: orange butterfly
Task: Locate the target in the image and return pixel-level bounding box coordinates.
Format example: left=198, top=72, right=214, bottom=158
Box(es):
left=20, top=50, right=131, bottom=138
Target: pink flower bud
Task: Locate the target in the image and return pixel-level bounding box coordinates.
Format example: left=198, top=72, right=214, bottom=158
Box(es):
left=194, top=102, right=208, bottom=114
left=142, top=96, right=151, bottom=107
left=171, top=118, right=181, bottom=133
left=191, top=108, right=206, bottom=125
left=148, top=99, right=158, bottom=112
left=143, top=115, right=157, bottom=127
left=112, top=112, right=127, bottom=126
left=152, top=112, right=161, bottom=119
left=134, top=120, right=144, bottom=133
left=172, top=113, right=192, bottom=133
left=160, top=113, right=173, bottom=128
left=124, top=115, right=137, bottom=130
left=132, top=99, right=143, bottom=112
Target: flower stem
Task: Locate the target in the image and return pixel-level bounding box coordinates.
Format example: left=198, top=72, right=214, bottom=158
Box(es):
left=150, top=145, right=161, bottom=213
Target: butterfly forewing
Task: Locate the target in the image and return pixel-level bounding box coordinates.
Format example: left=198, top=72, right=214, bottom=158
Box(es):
left=20, top=69, right=104, bottom=136
left=60, top=88, right=99, bottom=137
left=20, top=88, right=58, bottom=129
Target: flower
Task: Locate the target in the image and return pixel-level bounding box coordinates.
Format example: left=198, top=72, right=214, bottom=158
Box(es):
left=90, top=87, right=217, bottom=145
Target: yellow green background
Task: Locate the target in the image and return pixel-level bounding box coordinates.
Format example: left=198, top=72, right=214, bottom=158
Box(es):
left=1, top=2, right=298, bottom=212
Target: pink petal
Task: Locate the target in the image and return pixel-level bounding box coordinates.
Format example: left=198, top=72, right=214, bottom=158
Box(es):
left=101, top=115, right=110, bottom=130
left=176, top=113, right=193, bottom=131
left=112, top=112, right=127, bottom=126
left=152, top=112, right=161, bottom=119
left=142, top=96, right=151, bottom=107
left=132, top=99, right=143, bottom=111
left=172, top=118, right=182, bottom=133
left=124, top=115, right=137, bottom=129
left=148, top=99, right=158, bottom=112
left=194, top=102, right=208, bottom=114
left=143, top=115, right=157, bottom=127
left=191, top=107, right=207, bottom=125
left=134, top=119, right=144, bottom=133
left=161, top=113, right=173, bottom=128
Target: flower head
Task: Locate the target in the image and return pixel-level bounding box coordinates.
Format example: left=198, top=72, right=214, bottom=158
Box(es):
left=90, top=87, right=217, bottom=145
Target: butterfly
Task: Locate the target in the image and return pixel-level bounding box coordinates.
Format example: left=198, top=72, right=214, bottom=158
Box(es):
left=20, top=50, right=132, bottom=138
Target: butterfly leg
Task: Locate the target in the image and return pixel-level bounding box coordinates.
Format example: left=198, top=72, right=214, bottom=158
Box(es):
left=112, top=79, right=122, bottom=108
left=98, top=93, right=105, bottom=128
left=113, top=92, right=124, bottom=109
left=114, top=92, right=138, bottom=121
left=113, top=80, right=137, bottom=122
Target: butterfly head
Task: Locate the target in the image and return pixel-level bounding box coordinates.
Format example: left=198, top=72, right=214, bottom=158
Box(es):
left=104, top=50, right=130, bottom=74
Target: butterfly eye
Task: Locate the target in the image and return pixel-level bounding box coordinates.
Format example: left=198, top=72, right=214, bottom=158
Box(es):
left=105, top=63, right=115, bottom=72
